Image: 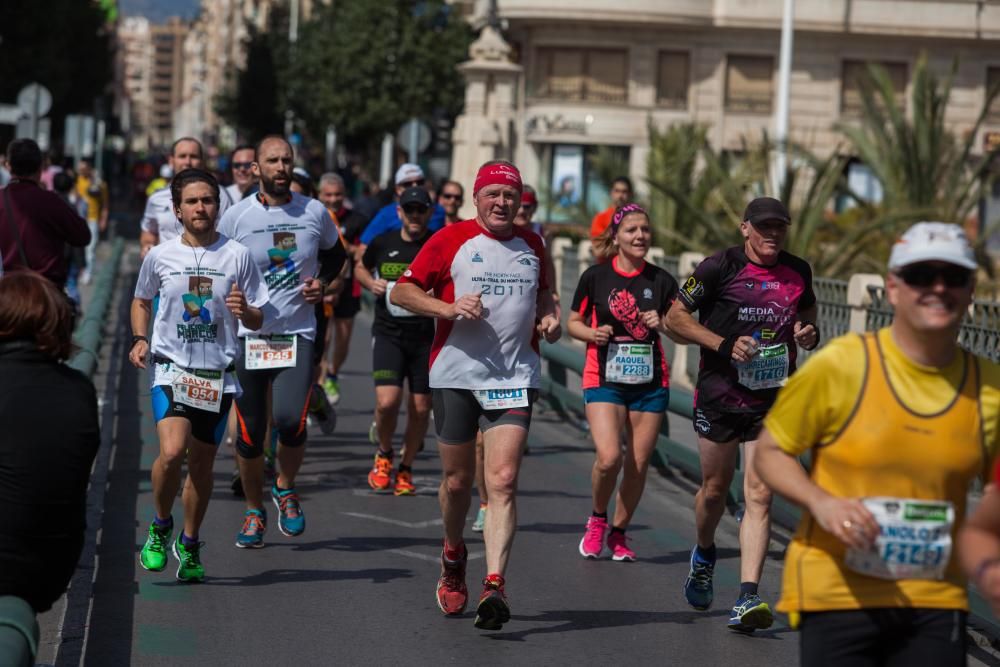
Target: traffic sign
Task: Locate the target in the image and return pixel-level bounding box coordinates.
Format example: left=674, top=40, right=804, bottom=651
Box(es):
left=0, top=104, right=23, bottom=125
left=396, top=118, right=432, bottom=162
left=17, top=83, right=52, bottom=117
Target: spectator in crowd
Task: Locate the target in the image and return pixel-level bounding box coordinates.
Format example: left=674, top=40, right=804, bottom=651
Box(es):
left=226, top=144, right=257, bottom=203
left=590, top=177, right=633, bottom=239
left=437, top=180, right=464, bottom=226
left=0, top=271, right=100, bottom=614
left=74, top=157, right=109, bottom=284
left=51, top=172, right=89, bottom=307
left=0, top=139, right=91, bottom=287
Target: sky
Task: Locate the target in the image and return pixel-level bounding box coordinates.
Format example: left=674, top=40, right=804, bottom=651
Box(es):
left=120, top=0, right=201, bottom=22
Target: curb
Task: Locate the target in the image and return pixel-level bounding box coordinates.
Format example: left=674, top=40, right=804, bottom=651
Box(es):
left=69, top=237, right=126, bottom=377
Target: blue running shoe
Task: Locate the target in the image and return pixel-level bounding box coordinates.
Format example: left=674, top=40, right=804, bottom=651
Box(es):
left=728, top=593, right=773, bottom=634
left=683, top=546, right=715, bottom=610
left=235, top=509, right=266, bottom=548
left=271, top=485, right=305, bottom=536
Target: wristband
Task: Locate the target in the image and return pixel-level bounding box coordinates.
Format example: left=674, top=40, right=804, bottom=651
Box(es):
left=974, top=557, right=1000, bottom=586
left=716, top=333, right=740, bottom=360
left=130, top=335, right=148, bottom=350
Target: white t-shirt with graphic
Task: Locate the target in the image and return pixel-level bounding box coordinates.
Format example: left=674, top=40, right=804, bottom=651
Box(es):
left=134, top=235, right=270, bottom=388
left=217, top=191, right=341, bottom=340
left=140, top=185, right=233, bottom=244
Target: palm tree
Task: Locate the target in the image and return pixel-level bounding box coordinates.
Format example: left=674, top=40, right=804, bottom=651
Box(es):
left=837, top=53, right=1000, bottom=230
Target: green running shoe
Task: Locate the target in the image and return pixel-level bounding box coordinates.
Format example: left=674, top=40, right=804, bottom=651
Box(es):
left=172, top=538, right=205, bottom=583
left=139, top=522, right=172, bottom=572
left=322, top=376, right=341, bottom=405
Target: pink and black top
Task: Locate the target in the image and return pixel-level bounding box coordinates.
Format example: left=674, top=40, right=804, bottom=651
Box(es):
left=571, top=257, right=678, bottom=390
left=678, top=246, right=816, bottom=412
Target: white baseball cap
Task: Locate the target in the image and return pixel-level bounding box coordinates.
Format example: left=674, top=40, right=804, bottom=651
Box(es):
left=394, top=163, right=424, bottom=186
left=888, top=222, right=977, bottom=271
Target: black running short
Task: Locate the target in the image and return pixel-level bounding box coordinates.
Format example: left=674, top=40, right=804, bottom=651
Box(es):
left=372, top=333, right=431, bottom=393
left=693, top=406, right=765, bottom=444
left=151, top=385, right=233, bottom=445
left=333, top=293, right=361, bottom=319
left=799, top=608, right=966, bottom=667
left=432, top=388, right=537, bottom=445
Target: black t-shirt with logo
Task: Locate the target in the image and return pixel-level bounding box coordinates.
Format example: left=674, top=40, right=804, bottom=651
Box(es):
left=362, top=229, right=435, bottom=338
left=678, top=246, right=815, bottom=412
left=571, top=258, right=678, bottom=389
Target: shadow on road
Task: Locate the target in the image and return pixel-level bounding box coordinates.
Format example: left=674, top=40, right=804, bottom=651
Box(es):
left=488, top=608, right=732, bottom=641
left=195, top=567, right=413, bottom=586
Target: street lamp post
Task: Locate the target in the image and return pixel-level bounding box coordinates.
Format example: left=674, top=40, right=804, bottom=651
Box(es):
left=774, top=0, right=794, bottom=197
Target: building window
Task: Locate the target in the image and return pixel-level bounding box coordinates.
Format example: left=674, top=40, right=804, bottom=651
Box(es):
left=987, top=66, right=1000, bottom=120
left=841, top=60, right=907, bottom=113
left=657, top=51, right=689, bottom=109
left=541, top=144, right=631, bottom=223
left=533, top=47, right=628, bottom=104
left=725, top=55, right=773, bottom=113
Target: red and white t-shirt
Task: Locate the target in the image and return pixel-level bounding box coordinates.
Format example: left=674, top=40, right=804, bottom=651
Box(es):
left=397, top=219, right=548, bottom=391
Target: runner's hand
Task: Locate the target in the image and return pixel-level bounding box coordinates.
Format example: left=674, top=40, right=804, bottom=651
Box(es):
left=808, top=495, right=879, bottom=550
left=592, top=324, right=614, bottom=346
left=794, top=321, right=818, bottom=349
left=226, top=282, right=247, bottom=318
left=450, top=293, right=483, bottom=320
left=323, top=292, right=338, bottom=306
left=129, top=339, right=148, bottom=369
left=978, top=563, right=1000, bottom=617
left=641, top=310, right=661, bottom=331
left=538, top=314, right=562, bottom=343
left=731, top=335, right=759, bottom=364
left=371, top=278, right=389, bottom=297
left=301, top=277, right=325, bottom=304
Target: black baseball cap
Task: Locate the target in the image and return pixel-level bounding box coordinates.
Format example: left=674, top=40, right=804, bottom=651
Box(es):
left=399, top=186, right=432, bottom=209
left=743, top=197, right=791, bottom=226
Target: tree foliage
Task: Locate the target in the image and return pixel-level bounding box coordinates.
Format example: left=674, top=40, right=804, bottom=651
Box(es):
left=0, top=0, right=113, bottom=144
left=286, top=0, right=471, bottom=149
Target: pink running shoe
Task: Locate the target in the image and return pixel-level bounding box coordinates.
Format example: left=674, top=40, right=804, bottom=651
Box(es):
left=607, top=531, right=636, bottom=562
left=578, top=515, right=608, bottom=559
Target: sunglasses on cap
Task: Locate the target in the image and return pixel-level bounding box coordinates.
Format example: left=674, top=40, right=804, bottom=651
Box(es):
left=399, top=179, right=425, bottom=188
left=896, top=263, right=972, bottom=289
left=402, top=204, right=430, bottom=215
left=232, top=161, right=253, bottom=170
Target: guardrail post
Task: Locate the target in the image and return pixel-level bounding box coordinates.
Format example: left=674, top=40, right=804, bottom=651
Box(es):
left=550, top=237, right=573, bottom=300
left=677, top=251, right=705, bottom=279
left=577, top=240, right=594, bottom=274
left=646, top=246, right=666, bottom=266
left=847, top=273, right=884, bottom=333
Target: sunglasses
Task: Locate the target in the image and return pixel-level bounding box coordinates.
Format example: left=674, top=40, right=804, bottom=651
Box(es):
left=402, top=204, right=430, bottom=215
left=896, top=263, right=972, bottom=288
left=399, top=179, right=425, bottom=188
left=232, top=161, right=253, bottom=170
left=440, top=193, right=462, bottom=201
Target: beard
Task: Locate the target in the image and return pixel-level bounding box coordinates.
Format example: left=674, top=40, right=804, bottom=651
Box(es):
left=261, top=172, right=290, bottom=197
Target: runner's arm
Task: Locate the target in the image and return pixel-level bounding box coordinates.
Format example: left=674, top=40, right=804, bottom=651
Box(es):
left=568, top=310, right=611, bottom=345
left=316, top=241, right=348, bottom=285
left=129, top=298, right=152, bottom=369
left=390, top=282, right=475, bottom=320
left=354, top=259, right=384, bottom=295
left=665, top=300, right=724, bottom=351
left=755, top=428, right=878, bottom=550
left=960, top=484, right=1000, bottom=616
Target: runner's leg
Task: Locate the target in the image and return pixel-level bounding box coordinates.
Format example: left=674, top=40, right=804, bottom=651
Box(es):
left=739, top=439, right=772, bottom=584
left=401, top=391, right=431, bottom=468
left=182, top=438, right=221, bottom=539
left=438, top=440, right=475, bottom=548
left=152, top=416, right=191, bottom=521
left=694, top=436, right=739, bottom=548
left=482, top=424, right=528, bottom=577
left=586, top=401, right=627, bottom=514
left=375, top=385, right=403, bottom=455
left=612, top=410, right=663, bottom=529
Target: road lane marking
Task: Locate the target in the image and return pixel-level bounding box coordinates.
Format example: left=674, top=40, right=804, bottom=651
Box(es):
left=341, top=511, right=444, bottom=529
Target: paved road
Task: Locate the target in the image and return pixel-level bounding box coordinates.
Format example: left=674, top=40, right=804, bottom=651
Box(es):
left=37, top=248, right=1000, bottom=665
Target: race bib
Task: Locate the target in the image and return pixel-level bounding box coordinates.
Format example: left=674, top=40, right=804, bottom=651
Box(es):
left=844, top=497, right=954, bottom=581
left=385, top=281, right=416, bottom=318
left=737, top=343, right=789, bottom=390
left=172, top=368, right=223, bottom=413
left=472, top=388, right=529, bottom=410
left=605, top=342, right=653, bottom=384
left=245, top=334, right=297, bottom=370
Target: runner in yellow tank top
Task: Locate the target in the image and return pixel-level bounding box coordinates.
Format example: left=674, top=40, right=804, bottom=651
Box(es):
left=755, top=222, right=1000, bottom=666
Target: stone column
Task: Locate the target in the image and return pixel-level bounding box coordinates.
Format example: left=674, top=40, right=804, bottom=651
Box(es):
left=450, top=25, right=523, bottom=219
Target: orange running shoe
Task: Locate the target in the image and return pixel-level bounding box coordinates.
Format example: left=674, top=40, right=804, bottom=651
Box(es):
left=436, top=543, right=468, bottom=615
left=394, top=469, right=416, bottom=496
left=367, top=452, right=393, bottom=491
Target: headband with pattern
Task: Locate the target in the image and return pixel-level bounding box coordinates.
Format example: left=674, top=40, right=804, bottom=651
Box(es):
left=610, top=203, right=647, bottom=236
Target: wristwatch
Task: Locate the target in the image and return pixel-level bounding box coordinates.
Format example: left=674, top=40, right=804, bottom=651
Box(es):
left=130, top=335, right=149, bottom=349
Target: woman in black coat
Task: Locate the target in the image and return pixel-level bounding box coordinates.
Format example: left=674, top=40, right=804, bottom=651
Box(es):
left=0, top=270, right=100, bottom=613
